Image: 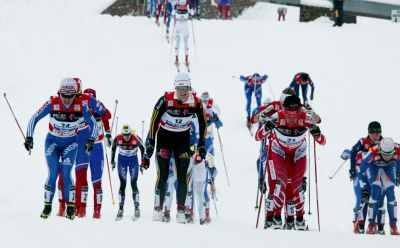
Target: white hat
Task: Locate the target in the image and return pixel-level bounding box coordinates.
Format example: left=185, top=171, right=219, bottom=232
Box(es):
left=59, top=78, right=77, bottom=95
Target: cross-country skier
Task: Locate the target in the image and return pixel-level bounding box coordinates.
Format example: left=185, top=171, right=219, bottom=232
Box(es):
left=260, top=95, right=326, bottom=230
left=289, top=72, right=315, bottom=107
left=360, top=138, right=400, bottom=235
left=111, top=125, right=144, bottom=221
left=173, top=0, right=194, bottom=69
left=350, top=121, right=383, bottom=234
left=239, top=73, right=268, bottom=131
left=142, top=72, right=207, bottom=223
left=24, top=78, right=97, bottom=219
left=57, top=80, right=111, bottom=219
left=217, top=0, right=230, bottom=19
left=164, top=0, right=178, bottom=42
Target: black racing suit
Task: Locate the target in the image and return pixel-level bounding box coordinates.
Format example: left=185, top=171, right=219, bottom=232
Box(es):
left=148, top=91, right=207, bottom=211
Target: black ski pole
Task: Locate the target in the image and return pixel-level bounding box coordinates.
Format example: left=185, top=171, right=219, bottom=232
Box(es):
left=3, top=93, right=30, bottom=154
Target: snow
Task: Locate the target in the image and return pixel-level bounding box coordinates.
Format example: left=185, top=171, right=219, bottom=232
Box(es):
left=1, top=1, right=400, bottom=247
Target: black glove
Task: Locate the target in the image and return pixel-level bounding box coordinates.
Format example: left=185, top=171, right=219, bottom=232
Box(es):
left=24, top=137, right=33, bottom=151
left=361, top=189, right=370, bottom=203
left=310, top=126, right=321, bottom=137
left=259, top=179, right=266, bottom=194
left=105, top=131, right=112, bottom=148
left=145, top=143, right=155, bottom=158
left=264, top=119, right=275, bottom=131
left=301, top=177, right=307, bottom=193
left=85, top=137, right=95, bottom=153
left=141, top=157, right=150, bottom=170
left=349, top=168, right=356, bottom=181
left=197, top=145, right=206, bottom=160
left=111, top=161, right=116, bottom=171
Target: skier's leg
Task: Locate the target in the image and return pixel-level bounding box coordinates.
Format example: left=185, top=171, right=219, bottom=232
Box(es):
left=118, top=157, right=128, bottom=210
left=130, top=157, right=140, bottom=208
left=301, top=84, right=308, bottom=106
left=74, top=129, right=90, bottom=213
left=244, top=85, right=253, bottom=119
left=90, top=142, right=104, bottom=218
left=60, top=140, right=78, bottom=218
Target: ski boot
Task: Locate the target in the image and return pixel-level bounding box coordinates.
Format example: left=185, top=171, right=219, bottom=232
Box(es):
left=40, top=204, right=52, bottom=219
left=246, top=117, right=252, bottom=130
left=355, top=221, right=366, bottom=234
left=185, top=208, right=194, bottom=224
left=271, top=215, right=282, bottom=230
left=116, top=209, right=124, bottom=221
left=176, top=209, right=186, bottom=224
left=264, top=216, right=273, bottom=229
left=295, top=216, right=309, bottom=231
left=200, top=219, right=206, bottom=225
left=162, top=210, right=171, bottom=223
left=56, top=203, right=65, bottom=217
left=390, top=225, right=400, bottom=235
left=378, top=223, right=385, bottom=235
left=76, top=206, right=86, bottom=218
left=283, top=216, right=295, bottom=230
left=153, top=207, right=163, bottom=221
left=366, top=223, right=377, bottom=234
left=93, top=208, right=101, bottom=219
left=205, top=208, right=211, bottom=224
left=134, top=206, right=141, bottom=219
left=65, top=204, right=75, bottom=220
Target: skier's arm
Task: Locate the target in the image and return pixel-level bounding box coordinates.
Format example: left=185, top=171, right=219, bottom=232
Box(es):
left=239, top=75, right=248, bottom=82
left=310, top=80, right=315, bottom=100
left=99, top=102, right=112, bottom=132
left=111, top=137, right=118, bottom=162
left=82, top=103, right=98, bottom=139
left=88, top=96, right=106, bottom=116
left=261, top=74, right=268, bottom=84
left=148, top=96, right=167, bottom=146
left=137, top=136, right=145, bottom=161
left=359, top=152, right=373, bottom=174
left=26, top=100, right=52, bottom=138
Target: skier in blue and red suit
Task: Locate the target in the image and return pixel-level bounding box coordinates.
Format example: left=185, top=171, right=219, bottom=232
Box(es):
left=24, top=78, right=97, bottom=220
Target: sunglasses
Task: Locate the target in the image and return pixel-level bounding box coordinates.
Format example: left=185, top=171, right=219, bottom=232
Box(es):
left=60, top=93, right=75, bottom=99
left=176, top=86, right=190, bottom=91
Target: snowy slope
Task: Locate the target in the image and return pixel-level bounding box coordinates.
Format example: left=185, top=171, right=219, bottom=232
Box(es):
left=1, top=1, right=400, bottom=247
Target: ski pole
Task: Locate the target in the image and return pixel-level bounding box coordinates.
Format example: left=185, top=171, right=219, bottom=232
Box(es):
left=216, top=128, right=230, bottom=186
left=329, top=159, right=347, bottom=179
left=103, top=125, right=116, bottom=205
left=110, top=99, right=119, bottom=134
left=190, top=19, right=198, bottom=62
left=208, top=167, right=219, bottom=218
left=255, top=138, right=266, bottom=210
left=313, top=139, right=321, bottom=232
left=114, top=117, right=119, bottom=138
left=256, top=143, right=269, bottom=228
left=307, top=132, right=312, bottom=215
left=141, top=120, right=145, bottom=142
left=3, top=93, right=30, bottom=154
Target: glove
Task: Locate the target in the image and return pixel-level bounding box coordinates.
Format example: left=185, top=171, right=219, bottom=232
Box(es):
left=301, top=177, right=307, bottom=193
left=24, top=137, right=33, bottom=151
left=141, top=158, right=150, bottom=170
left=197, top=145, right=206, bottom=160
left=341, top=149, right=351, bottom=160
left=105, top=131, right=112, bottom=148
left=145, top=143, right=155, bottom=158
left=85, top=137, right=95, bottom=153
left=111, top=160, right=116, bottom=171
left=310, top=126, right=321, bottom=137
left=361, top=189, right=370, bottom=203
left=259, top=179, right=266, bottom=194
left=349, top=168, right=356, bottom=181
left=194, top=152, right=202, bottom=164
left=264, top=119, right=275, bottom=131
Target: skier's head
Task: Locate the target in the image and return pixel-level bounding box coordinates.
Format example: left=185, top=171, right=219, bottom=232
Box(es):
left=379, top=137, right=395, bottom=161
left=174, top=72, right=191, bottom=102
left=283, top=95, right=301, bottom=121
left=121, top=124, right=132, bottom=141
left=280, top=87, right=295, bottom=103
left=300, top=73, right=310, bottom=85
left=177, top=0, right=187, bottom=9
left=84, top=88, right=97, bottom=99
left=59, top=77, right=77, bottom=106
left=200, top=91, right=209, bottom=101
left=368, top=121, right=382, bottom=143
left=73, top=78, right=82, bottom=96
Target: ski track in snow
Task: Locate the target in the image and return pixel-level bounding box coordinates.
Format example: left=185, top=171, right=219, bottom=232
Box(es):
left=1, top=1, right=400, bottom=247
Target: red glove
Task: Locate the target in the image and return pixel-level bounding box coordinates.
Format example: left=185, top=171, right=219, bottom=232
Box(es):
left=141, top=158, right=150, bottom=170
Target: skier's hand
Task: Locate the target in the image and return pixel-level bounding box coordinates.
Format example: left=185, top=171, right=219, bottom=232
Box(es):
left=105, top=131, right=112, bottom=148
left=349, top=168, right=356, bottom=181
left=85, top=137, right=95, bottom=153
left=264, top=119, right=275, bottom=131
left=141, top=157, right=150, bottom=170
left=197, top=145, right=206, bottom=160
left=111, top=161, right=116, bottom=171
left=194, top=152, right=202, bottom=164
left=361, top=189, right=369, bottom=203
left=145, top=143, right=155, bottom=158
left=310, top=125, right=321, bottom=137
left=341, top=149, right=351, bottom=160
left=24, top=137, right=33, bottom=151
left=301, top=177, right=307, bottom=193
